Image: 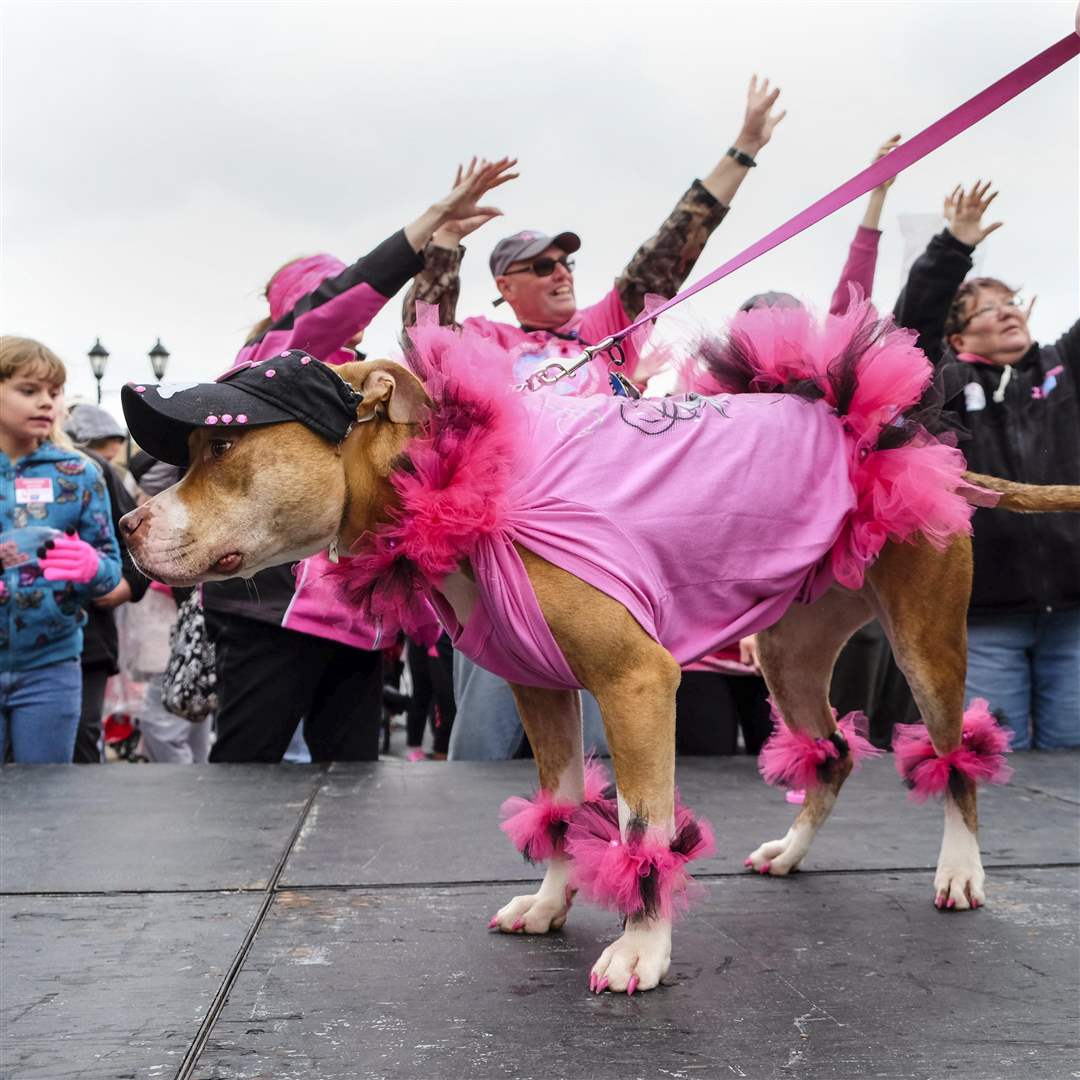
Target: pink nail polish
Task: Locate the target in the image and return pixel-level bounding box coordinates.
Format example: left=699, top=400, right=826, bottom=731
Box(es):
left=946, top=898, right=956, bottom=909
left=627, top=975, right=639, bottom=996
left=512, top=918, right=525, bottom=931
left=597, top=977, right=609, bottom=993
left=759, top=862, right=771, bottom=875
left=589, top=973, right=597, bottom=992
left=935, top=895, right=944, bottom=909
left=488, top=916, right=499, bottom=929
left=744, top=858, right=753, bottom=867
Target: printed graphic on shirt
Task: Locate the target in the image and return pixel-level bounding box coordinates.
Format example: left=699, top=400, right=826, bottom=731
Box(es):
left=55, top=460, right=87, bottom=476
left=1031, top=365, right=1065, bottom=400
left=619, top=393, right=729, bottom=436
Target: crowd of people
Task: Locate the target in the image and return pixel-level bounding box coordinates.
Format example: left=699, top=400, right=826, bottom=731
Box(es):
left=2, top=78, right=1077, bottom=766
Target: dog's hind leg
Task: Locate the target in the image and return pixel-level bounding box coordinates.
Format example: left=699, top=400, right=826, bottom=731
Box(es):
left=867, top=537, right=999, bottom=911
left=747, top=587, right=875, bottom=876
left=490, top=684, right=588, bottom=934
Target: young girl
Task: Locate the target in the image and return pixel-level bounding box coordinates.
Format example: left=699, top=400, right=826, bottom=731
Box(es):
left=0, top=337, right=122, bottom=762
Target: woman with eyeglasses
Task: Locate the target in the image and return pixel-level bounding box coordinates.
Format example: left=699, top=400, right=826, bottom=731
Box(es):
left=893, top=180, right=1080, bottom=752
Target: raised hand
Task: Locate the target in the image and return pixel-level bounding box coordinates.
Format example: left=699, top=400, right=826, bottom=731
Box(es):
left=944, top=180, right=1003, bottom=247
left=872, top=134, right=902, bottom=194
left=38, top=532, right=101, bottom=585
left=737, top=75, right=787, bottom=155
left=438, top=156, right=519, bottom=241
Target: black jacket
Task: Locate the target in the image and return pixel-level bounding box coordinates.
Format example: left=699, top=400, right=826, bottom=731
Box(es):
left=893, top=230, right=1080, bottom=615
left=81, top=452, right=150, bottom=671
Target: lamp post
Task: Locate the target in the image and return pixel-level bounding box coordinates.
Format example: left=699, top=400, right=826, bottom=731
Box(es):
left=148, top=338, right=170, bottom=380
left=87, top=339, right=109, bottom=405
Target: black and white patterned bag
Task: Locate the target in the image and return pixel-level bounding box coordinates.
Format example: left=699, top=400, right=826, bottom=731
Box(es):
left=162, top=592, right=218, bottom=721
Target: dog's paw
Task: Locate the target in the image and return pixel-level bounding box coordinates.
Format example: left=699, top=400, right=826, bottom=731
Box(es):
left=489, top=886, right=573, bottom=934
left=589, top=921, right=671, bottom=995
left=934, top=864, right=986, bottom=911
left=745, top=830, right=805, bottom=876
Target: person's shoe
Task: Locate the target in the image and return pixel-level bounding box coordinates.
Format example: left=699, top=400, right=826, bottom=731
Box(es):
left=406, top=748, right=428, bottom=762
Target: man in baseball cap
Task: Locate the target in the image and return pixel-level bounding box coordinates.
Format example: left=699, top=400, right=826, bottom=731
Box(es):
left=395, top=77, right=788, bottom=763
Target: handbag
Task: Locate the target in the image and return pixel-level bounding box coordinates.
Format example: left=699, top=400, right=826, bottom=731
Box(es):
left=161, top=591, right=218, bottom=721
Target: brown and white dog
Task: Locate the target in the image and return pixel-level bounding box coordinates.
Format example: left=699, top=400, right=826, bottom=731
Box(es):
left=120, top=355, right=1080, bottom=996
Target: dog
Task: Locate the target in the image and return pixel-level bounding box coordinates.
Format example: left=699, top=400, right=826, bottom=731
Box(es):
left=119, top=309, right=1080, bottom=996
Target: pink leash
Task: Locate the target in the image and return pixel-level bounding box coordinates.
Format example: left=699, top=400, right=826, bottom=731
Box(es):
left=595, top=31, right=1080, bottom=363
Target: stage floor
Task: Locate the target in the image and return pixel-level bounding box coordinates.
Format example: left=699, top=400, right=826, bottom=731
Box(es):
left=2, top=753, right=1078, bottom=1079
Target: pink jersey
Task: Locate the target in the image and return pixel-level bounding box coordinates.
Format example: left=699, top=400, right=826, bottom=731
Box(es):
left=427, top=391, right=853, bottom=690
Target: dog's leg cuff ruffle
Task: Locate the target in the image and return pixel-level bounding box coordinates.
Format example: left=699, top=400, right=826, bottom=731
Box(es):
left=564, top=800, right=716, bottom=922
left=499, top=758, right=610, bottom=863
left=758, top=706, right=881, bottom=790
left=892, top=698, right=1013, bottom=802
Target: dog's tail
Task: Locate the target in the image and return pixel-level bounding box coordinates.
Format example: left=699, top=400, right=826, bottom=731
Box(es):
left=962, top=472, right=1080, bottom=513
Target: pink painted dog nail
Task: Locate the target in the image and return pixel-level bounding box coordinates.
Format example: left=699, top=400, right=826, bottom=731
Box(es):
left=744, top=858, right=753, bottom=868
left=488, top=916, right=499, bottom=929
left=759, top=863, right=771, bottom=875
left=511, top=918, right=525, bottom=931
left=946, top=898, right=956, bottom=909
left=626, top=975, right=639, bottom=996
left=589, top=973, right=597, bottom=992
left=935, top=895, right=945, bottom=909
left=597, top=976, right=609, bottom=993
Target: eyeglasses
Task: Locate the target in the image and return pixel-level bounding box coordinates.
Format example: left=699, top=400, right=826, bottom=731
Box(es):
left=501, top=255, right=575, bottom=278
left=958, top=297, right=1025, bottom=331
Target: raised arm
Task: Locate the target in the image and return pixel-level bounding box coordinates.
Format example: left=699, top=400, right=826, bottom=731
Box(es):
left=615, top=75, right=786, bottom=319
left=893, top=180, right=1002, bottom=361
left=830, top=135, right=900, bottom=314
left=402, top=158, right=519, bottom=328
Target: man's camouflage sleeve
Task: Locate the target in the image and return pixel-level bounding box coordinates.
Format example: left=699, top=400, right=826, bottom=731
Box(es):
left=401, top=242, right=464, bottom=328
left=615, top=180, right=730, bottom=320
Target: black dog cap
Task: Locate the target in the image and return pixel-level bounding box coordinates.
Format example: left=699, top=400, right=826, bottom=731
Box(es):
left=121, top=351, right=362, bottom=466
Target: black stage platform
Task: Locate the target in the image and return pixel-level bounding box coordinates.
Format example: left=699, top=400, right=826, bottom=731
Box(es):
left=2, top=753, right=1078, bottom=1079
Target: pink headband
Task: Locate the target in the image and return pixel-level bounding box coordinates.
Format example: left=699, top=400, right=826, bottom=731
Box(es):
left=266, top=253, right=347, bottom=321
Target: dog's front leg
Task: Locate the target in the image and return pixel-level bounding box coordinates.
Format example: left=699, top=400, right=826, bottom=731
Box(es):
left=568, top=648, right=714, bottom=995
left=490, top=685, right=592, bottom=934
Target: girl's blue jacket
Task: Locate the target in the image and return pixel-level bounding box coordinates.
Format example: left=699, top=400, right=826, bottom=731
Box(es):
left=1, top=441, right=122, bottom=671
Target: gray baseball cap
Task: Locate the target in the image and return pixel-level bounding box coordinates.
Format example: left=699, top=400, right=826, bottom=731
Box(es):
left=489, top=229, right=581, bottom=278
left=64, top=404, right=126, bottom=444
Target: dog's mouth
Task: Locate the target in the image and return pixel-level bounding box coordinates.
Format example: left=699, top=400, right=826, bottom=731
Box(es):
left=212, top=552, right=243, bottom=575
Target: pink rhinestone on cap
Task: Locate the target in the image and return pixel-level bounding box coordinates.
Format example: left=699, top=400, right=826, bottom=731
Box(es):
left=221, top=414, right=233, bottom=424
left=133, top=385, right=146, bottom=393
left=206, top=415, right=219, bottom=425
left=236, top=414, right=248, bottom=424
left=265, top=369, right=276, bottom=378
left=280, top=351, right=290, bottom=358
left=300, top=357, right=311, bottom=365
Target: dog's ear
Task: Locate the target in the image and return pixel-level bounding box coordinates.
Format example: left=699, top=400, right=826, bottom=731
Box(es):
left=337, top=360, right=430, bottom=424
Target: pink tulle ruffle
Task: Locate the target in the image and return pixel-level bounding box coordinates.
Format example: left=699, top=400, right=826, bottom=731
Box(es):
left=564, top=800, right=716, bottom=921
left=893, top=698, right=1013, bottom=801
left=678, top=294, right=976, bottom=589
left=758, top=706, right=882, bottom=790
left=499, top=758, right=610, bottom=863
left=339, top=308, right=537, bottom=633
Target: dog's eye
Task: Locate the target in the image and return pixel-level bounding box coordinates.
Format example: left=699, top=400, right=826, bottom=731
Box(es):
left=210, top=439, right=233, bottom=460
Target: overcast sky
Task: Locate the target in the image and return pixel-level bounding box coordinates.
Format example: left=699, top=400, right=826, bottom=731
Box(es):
left=2, top=0, right=1077, bottom=418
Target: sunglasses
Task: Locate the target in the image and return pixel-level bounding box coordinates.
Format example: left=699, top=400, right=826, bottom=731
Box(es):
left=502, top=255, right=576, bottom=278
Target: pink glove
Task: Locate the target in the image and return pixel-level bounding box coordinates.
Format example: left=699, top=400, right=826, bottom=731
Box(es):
left=38, top=533, right=102, bottom=584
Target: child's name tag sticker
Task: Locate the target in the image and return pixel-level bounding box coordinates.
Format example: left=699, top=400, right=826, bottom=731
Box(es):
left=964, top=383, right=987, bottom=413
left=15, top=478, right=54, bottom=504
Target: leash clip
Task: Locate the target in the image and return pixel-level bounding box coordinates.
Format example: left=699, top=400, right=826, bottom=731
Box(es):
left=515, top=335, right=627, bottom=394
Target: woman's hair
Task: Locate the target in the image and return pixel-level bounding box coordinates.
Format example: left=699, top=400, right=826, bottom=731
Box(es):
left=244, top=253, right=347, bottom=345
left=245, top=257, right=306, bottom=345
left=943, top=276, right=1018, bottom=338
left=0, top=335, right=75, bottom=449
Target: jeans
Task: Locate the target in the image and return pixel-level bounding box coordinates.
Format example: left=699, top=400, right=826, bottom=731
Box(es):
left=448, top=652, right=609, bottom=761
left=0, top=659, right=82, bottom=763
left=966, top=609, right=1080, bottom=750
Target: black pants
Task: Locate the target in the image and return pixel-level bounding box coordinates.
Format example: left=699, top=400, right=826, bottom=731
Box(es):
left=204, top=610, right=382, bottom=763
left=675, top=671, right=772, bottom=756
left=405, top=634, right=456, bottom=755
left=73, top=664, right=110, bottom=763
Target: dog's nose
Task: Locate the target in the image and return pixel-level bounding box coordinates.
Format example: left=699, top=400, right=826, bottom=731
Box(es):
left=119, top=506, right=147, bottom=538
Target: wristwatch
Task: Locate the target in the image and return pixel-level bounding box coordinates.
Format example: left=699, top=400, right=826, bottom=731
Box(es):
left=726, top=146, right=757, bottom=168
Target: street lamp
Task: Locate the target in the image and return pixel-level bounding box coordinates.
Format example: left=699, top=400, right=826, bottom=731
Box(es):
left=87, top=339, right=109, bottom=405
left=148, top=338, right=170, bottom=380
